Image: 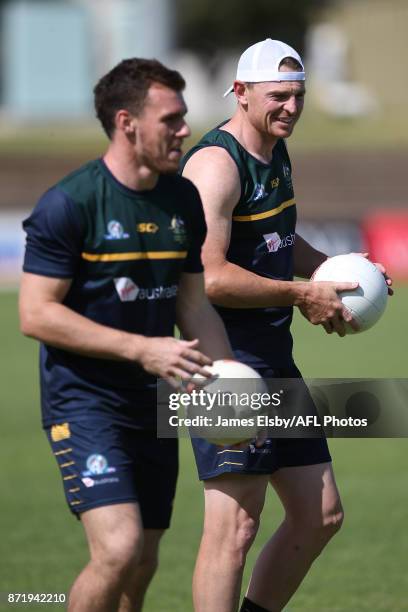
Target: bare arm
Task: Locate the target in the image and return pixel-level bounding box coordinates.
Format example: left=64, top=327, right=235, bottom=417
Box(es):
left=176, top=271, right=233, bottom=361
left=182, top=147, right=358, bottom=336
left=183, top=147, right=304, bottom=307
left=19, top=272, right=213, bottom=383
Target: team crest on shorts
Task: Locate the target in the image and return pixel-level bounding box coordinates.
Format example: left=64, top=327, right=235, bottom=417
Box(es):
left=82, top=454, right=117, bottom=476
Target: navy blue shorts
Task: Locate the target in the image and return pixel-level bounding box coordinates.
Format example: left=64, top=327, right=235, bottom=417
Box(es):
left=192, top=364, right=331, bottom=480
left=46, top=419, right=178, bottom=528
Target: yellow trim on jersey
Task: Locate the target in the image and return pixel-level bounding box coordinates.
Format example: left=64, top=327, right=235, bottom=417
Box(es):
left=81, top=251, right=187, bottom=262
left=70, top=500, right=82, bottom=506
left=218, top=461, right=244, bottom=467
left=216, top=449, right=245, bottom=455
left=60, top=461, right=75, bottom=468
left=232, top=198, right=296, bottom=222
left=69, top=488, right=80, bottom=493
left=63, top=474, right=77, bottom=481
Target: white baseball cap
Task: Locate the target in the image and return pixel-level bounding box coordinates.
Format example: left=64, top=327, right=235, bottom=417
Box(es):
left=223, top=38, right=305, bottom=97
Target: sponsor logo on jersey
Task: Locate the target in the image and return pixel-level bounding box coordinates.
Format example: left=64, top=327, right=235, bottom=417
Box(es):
left=114, top=277, right=178, bottom=302
left=114, top=278, right=140, bottom=301
left=252, top=183, right=268, bottom=201
left=51, top=422, right=71, bottom=442
left=263, top=232, right=296, bottom=253
left=137, top=222, right=159, bottom=233
left=82, top=454, right=116, bottom=477
left=270, top=177, right=280, bottom=189
left=169, top=215, right=187, bottom=244
left=105, top=220, right=130, bottom=240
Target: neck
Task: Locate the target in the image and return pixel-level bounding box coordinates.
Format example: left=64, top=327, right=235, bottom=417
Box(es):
left=221, top=110, right=278, bottom=164
left=103, top=142, right=159, bottom=191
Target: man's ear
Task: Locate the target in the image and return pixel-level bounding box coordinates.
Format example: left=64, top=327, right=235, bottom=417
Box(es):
left=234, top=81, right=249, bottom=107
left=115, top=109, right=136, bottom=135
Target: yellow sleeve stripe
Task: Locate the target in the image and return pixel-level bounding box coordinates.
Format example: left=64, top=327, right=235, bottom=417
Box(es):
left=218, top=461, right=244, bottom=467
left=81, top=251, right=187, bottom=262
left=233, top=198, right=295, bottom=222
left=54, top=448, right=72, bottom=456
left=216, top=449, right=245, bottom=454
left=60, top=461, right=75, bottom=468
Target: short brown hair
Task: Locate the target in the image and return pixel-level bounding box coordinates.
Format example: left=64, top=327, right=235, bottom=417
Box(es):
left=279, top=57, right=303, bottom=71
left=94, top=58, right=186, bottom=138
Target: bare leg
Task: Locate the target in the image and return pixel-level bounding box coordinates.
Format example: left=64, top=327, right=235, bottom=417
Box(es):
left=245, top=462, right=344, bottom=612
left=68, top=503, right=143, bottom=612
left=193, top=474, right=268, bottom=612
left=119, top=529, right=164, bottom=612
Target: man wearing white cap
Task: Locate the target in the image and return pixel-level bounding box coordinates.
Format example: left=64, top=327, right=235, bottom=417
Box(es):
left=181, top=39, right=358, bottom=612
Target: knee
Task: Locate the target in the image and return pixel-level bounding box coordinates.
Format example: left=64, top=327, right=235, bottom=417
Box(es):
left=211, top=511, right=260, bottom=564
left=92, top=531, right=143, bottom=582
left=287, top=501, right=344, bottom=555
left=236, top=513, right=260, bottom=556
left=323, top=504, right=344, bottom=539
left=306, top=503, right=344, bottom=550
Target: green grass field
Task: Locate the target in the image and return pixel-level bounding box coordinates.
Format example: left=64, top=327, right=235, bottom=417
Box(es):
left=1, top=289, right=407, bottom=611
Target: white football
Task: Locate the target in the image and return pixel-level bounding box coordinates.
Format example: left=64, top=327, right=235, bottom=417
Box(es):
left=189, top=359, right=268, bottom=445
left=312, top=254, right=388, bottom=333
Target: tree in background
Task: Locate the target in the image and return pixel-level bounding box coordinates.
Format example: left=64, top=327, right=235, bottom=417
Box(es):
left=175, top=0, right=333, bottom=68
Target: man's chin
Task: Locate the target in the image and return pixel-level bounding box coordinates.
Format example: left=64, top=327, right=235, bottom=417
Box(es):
left=147, top=160, right=179, bottom=175
left=274, top=126, right=295, bottom=138
left=160, top=162, right=180, bottom=175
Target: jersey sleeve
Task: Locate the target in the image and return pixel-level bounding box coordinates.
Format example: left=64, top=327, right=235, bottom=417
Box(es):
left=182, top=180, right=207, bottom=273
left=22, top=187, right=84, bottom=278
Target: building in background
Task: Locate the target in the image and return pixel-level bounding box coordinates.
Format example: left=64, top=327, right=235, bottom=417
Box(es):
left=0, top=0, right=407, bottom=285
left=1, top=0, right=408, bottom=123
left=1, top=0, right=174, bottom=118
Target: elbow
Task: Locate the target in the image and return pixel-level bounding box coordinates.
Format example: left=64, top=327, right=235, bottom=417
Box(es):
left=204, top=271, right=223, bottom=303
left=19, top=308, right=39, bottom=338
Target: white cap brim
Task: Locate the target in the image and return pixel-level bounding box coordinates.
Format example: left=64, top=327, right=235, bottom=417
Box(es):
left=223, top=71, right=305, bottom=97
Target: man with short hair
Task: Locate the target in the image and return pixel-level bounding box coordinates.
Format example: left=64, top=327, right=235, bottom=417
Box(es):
left=182, top=39, right=390, bottom=612
left=20, top=57, right=232, bottom=612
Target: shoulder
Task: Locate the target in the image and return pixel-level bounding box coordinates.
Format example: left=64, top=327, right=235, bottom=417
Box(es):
left=182, top=146, right=240, bottom=191
left=182, top=146, right=241, bottom=211
left=23, top=185, right=85, bottom=241
left=57, top=159, right=102, bottom=203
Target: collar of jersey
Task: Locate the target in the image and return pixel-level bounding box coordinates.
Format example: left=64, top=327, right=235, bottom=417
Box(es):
left=98, top=158, right=162, bottom=197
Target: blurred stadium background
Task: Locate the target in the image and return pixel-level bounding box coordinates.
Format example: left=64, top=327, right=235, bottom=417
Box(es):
left=0, top=0, right=407, bottom=610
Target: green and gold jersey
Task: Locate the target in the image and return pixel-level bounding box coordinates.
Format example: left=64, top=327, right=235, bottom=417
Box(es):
left=182, top=123, right=296, bottom=367
left=23, top=158, right=206, bottom=426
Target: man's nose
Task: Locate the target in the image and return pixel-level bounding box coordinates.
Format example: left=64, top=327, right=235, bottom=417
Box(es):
left=283, top=96, right=298, bottom=114
left=178, top=121, right=191, bottom=138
